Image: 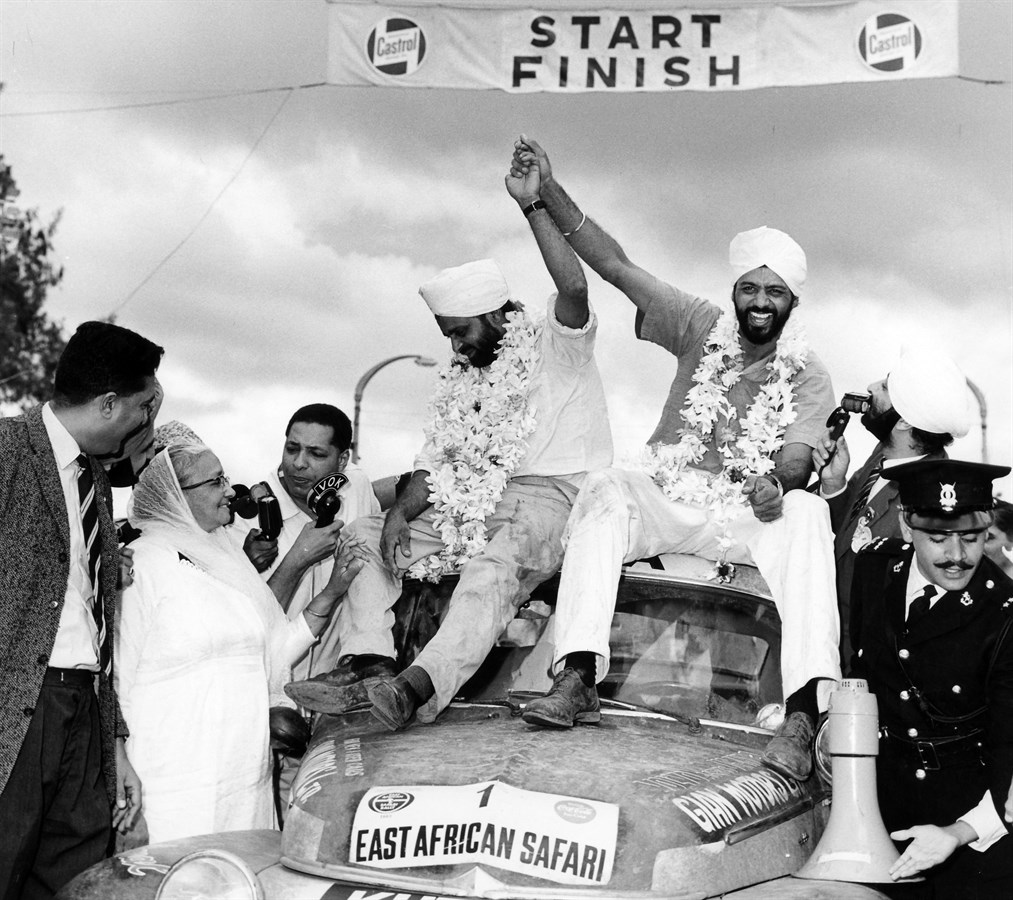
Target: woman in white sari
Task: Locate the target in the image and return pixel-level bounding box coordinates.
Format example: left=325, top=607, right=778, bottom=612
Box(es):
left=117, top=442, right=362, bottom=843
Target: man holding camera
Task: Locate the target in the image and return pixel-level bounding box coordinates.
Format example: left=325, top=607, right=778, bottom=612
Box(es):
left=508, top=135, right=840, bottom=783
left=850, top=459, right=1013, bottom=896
left=812, top=349, right=971, bottom=666
left=230, top=404, right=379, bottom=682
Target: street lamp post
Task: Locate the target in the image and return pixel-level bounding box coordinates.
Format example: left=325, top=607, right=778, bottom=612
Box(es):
left=352, top=354, right=438, bottom=462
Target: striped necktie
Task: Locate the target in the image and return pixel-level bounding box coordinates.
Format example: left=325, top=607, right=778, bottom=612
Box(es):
left=846, top=457, right=883, bottom=530
left=77, top=454, right=108, bottom=668
left=907, top=584, right=937, bottom=628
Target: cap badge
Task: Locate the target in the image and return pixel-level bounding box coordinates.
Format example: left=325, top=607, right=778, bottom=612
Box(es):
left=939, top=482, right=957, bottom=513
left=960, top=591, right=973, bottom=607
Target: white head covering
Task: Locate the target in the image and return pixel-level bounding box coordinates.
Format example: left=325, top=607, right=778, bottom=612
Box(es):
left=728, top=226, right=807, bottom=297
left=128, top=445, right=295, bottom=704
left=888, top=347, right=973, bottom=438
left=419, top=259, right=510, bottom=317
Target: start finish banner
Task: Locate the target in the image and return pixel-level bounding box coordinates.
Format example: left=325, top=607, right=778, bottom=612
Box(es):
left=325, top=0, right=959, bottom=93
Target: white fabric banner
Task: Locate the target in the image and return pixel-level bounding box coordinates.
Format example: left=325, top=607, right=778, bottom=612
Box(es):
left=326, top=0, right=958, bottom=93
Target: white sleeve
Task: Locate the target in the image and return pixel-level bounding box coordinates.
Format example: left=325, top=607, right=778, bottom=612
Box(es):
left=115, top=547, right=166, bottom=731
left=959, top=790, right=1009, bottom=852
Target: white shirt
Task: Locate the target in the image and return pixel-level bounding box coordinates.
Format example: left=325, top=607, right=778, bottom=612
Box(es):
left=902, top=565, right=1007, bottom=851
left=414, top=295, right=613, bottom=485
left=43, top=403, right=100, bottom=670
left=228, top=464, right=380, bottom=679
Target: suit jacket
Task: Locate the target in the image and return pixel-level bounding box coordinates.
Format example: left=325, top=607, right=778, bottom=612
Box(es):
left=829, top=445, right=947, bottom=669
left=0, top=404, right=126, bottom=802
left=850, top=540, right=1013, bottom=834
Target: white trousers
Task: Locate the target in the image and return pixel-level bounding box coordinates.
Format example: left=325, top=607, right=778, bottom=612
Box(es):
left=338, top=476, right=579, bottom=721
left=551, top=468, right=841, bottom=703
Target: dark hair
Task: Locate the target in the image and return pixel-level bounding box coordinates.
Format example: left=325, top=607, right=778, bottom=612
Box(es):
left=286, top=404, right=353, bottom=452
left=53, top=321, right=163, bottom=405
left=995, top=500, right=1013, bottom=538
left=909, top=427, right=954, bottom=456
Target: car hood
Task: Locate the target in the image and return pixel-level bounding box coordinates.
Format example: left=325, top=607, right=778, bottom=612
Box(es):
left=283, top=703, right=828, bottom=898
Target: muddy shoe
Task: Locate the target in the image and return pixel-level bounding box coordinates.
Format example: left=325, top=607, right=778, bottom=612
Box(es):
left=522, top=668, right=600, bottom=728
left=285, top=654, right=397, bottom=714
left=368, top=678, right=419, bottom=732
left=761, top=711, right=815, bottom=781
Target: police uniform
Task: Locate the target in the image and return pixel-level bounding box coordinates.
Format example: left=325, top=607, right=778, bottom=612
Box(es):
left=850, top=460, right=1013, bottom=898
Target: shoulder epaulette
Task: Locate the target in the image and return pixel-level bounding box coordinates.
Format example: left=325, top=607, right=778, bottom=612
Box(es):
left=856, top=536, right=906, bottom=557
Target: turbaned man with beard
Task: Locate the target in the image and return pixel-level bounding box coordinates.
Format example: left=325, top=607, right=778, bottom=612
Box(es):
left=512, top=136, right=839, bottom=781
left=286, top=156, right=613, bottom=731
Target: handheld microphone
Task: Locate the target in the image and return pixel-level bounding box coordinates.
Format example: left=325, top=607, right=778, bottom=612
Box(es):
left=229, top=482, right=282, bottom=540
left=307, top=473, right=348, bottom=528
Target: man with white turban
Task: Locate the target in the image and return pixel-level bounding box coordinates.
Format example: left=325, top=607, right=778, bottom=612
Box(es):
left=510, top=136, right=839, bottom=782
left=812, top=347, right=974, bottom=666
left=286, top=159, right=613, bottom=731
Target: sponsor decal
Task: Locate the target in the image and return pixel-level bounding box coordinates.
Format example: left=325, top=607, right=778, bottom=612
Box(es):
left=344, top=736, right=365, bottom=777
left=293, top=739, right=339, bottom=805
left=857, top=12, right=923, bottom=73
left=366, top=17, right=427, bottom=77
left=116, top=849, right=171, bottom=877
left=350, top=781, right=618, bottom=886
left=369, top=790, right=414, bottom=813
left=671, top=768, right=805, bottom=836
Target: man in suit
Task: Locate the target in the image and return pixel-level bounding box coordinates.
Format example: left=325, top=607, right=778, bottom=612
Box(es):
left=0, top=321, right=163, bottom=899
left=812, top=348, right=972, bottom=667
left=851, top=459, right=1013, bottom=898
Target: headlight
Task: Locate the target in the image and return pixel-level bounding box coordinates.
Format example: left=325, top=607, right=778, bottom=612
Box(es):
left=155, top=849, right=264, bottom=900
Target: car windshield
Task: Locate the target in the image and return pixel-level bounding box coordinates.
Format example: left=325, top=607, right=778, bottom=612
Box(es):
left=400, top=569, right=783, bottom=728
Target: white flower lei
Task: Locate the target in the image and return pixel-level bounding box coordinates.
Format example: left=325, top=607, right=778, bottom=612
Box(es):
left=409, top=308, right=543, bottom=582
left=642, top=309, right=809, bottom=576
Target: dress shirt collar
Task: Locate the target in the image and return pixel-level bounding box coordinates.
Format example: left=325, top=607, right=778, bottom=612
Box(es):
left=42, top=402, right=84, bottom=471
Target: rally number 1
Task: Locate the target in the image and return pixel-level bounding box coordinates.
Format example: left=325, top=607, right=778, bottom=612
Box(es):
left=477, top=784, right=495, bottom=808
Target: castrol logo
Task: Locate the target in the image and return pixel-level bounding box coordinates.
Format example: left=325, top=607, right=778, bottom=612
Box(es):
left=857, top=12, right=923, bottom=73
left=366, top=17, right=427, bottom=77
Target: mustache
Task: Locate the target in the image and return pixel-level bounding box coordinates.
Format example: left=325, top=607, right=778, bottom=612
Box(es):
left=935, top=559, right=975, bottom=572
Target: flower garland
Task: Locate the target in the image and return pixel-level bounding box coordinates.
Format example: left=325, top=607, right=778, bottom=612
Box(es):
left=642, top=309, right=809, bottom=579
left=409, top=308, right=543, bottom=582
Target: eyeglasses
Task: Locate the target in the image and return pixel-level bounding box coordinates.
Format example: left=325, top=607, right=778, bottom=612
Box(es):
left=181, top=473, right=230, bottom=491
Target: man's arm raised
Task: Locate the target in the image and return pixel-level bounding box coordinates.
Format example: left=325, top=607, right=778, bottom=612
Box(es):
left=504, top=146, right=587, bottom=328
left=511, top=135, right=667, bottom=316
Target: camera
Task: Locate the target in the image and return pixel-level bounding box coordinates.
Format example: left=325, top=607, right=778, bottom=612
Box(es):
left=307, top=472, right=348, bottom=527
left=229, top=482, right=282, bottom=541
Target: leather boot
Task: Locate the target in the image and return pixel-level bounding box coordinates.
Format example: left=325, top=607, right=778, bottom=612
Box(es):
left=761, top=711, right=815, bottom=781
left=285, top=654, right=397, bottom=714
left=368, top=678, right=419, bottom=732
left=522, top=668, right=600, bottom=728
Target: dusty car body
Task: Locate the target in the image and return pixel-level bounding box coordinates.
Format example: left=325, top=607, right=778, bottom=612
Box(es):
left=58, top=560, right=888, bottom=900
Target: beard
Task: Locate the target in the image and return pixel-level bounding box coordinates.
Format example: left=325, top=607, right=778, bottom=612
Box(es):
left=861, top=406, right=901, bottom=443
left=460, top=319, right=504, bottom=369
left=734, top=302, right=793, bottom=345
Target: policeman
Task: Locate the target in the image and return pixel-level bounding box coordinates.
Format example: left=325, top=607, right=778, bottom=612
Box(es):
left=850, top=459, right=1013, bottom=897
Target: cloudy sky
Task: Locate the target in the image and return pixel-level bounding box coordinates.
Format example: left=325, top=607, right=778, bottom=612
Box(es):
left=1, top=0, right=1010, bottom=500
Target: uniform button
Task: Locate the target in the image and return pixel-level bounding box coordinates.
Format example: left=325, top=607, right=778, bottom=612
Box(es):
left=902, top=543, right=910, bottom=550
left=23, top=707, right=34, bottom=717
left=952, top=685, right=962, bottom=694
left=898, top=649, right=910, bottom=660
left=907, top=728, right=918, bottom=738
left=986, top=580, right=995, bottom=589
left=857, top=649, right=864, bottom=658
left=900, top=690, right=910, bottom=701
left=915, top=768, right=926, bottom=781
left=37, top=654, right=48, bottom=666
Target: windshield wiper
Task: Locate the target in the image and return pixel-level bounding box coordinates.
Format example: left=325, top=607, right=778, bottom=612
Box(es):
left=503, top=690, right=703, bottom=734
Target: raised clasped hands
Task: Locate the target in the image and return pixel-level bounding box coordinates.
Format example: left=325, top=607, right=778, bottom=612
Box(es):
left=510, top=134, right=552, bottom=186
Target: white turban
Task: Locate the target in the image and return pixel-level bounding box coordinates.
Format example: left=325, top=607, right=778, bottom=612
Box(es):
left=888, top=347, right=972, bottom=438
left=728, top=226, right=807, bottom=297
left=419, top=259, right=510, bottom=318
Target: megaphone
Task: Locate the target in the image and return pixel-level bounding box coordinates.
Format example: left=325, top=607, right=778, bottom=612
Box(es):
left=796, top=679, right=921, bottom=884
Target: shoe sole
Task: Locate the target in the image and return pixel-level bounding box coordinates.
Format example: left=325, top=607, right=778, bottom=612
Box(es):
left=367, top=683, right=415, bottom=732
left=521, top=708, right=601, bottom=728
left=285, top=675, right=388, bottom=714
